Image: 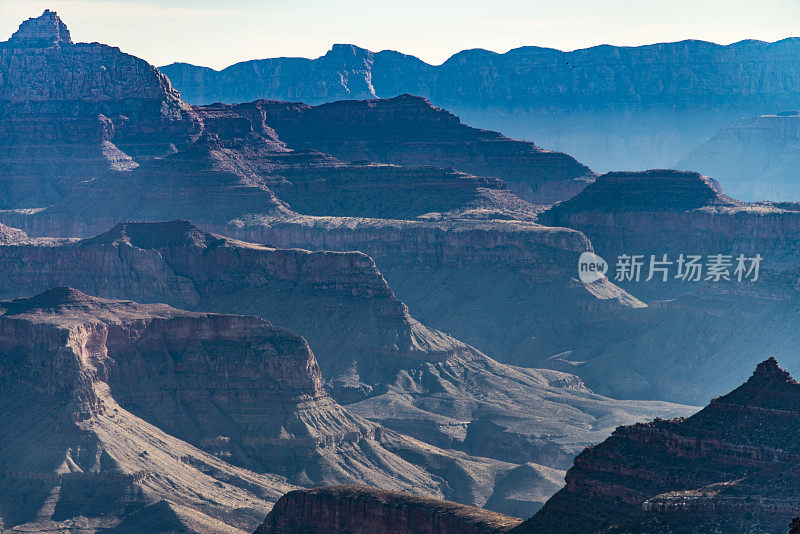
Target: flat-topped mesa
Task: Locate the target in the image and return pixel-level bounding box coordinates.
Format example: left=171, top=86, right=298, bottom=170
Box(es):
left=513, top=358, right=800, bottom=534
left=539, top=169, right=800, bottom=270
left=253, top=94, right=596, bottom=204
left=544, top=169, right=734, bottom=214
left=8, top=9, right=72, bottom=47
left=255, top=485, right=522, bottom=534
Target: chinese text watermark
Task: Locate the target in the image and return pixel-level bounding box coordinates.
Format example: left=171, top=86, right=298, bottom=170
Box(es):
left=578, top=252, right=762, bottom=283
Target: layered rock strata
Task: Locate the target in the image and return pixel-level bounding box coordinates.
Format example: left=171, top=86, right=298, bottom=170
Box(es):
left=0, top=222, right=693, bottom=517
left=254, top=485, right=522, bottom=534
left=512, top=358, right=800, bottom=534
left=159, top=39, right=800, bottom=170
left=252, top=95, right=596, bottom=204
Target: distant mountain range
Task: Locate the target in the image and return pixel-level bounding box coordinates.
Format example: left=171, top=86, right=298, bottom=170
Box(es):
left=160, top=38, right=800, bottom=171
left=676, top=111, right=800, bottom=201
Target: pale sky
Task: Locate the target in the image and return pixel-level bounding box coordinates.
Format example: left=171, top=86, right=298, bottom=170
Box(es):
left=2, top=0, right=799, bottom=70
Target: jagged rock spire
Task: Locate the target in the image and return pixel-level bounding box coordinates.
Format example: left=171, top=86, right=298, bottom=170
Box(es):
left=749, top=356, right=798, bottom=384
left=9, top=9, right=72, bottom=47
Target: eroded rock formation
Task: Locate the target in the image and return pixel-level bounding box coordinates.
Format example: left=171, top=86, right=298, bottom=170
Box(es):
left=0, top=10, right=199, bottom=209
left=159, top=39, right=800, bottom=171
left=254, top=485, right=522, bottom=534
left=251, top=95, right=596, bottom=204
left=512, top=358, right=800, bottom=534
left=0, top=221, right=693, bottom=517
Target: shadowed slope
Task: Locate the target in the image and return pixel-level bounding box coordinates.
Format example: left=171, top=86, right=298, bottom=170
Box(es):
left=513, top=358, right=800, bottom=534
left=254, top=485, right=522, bottom=534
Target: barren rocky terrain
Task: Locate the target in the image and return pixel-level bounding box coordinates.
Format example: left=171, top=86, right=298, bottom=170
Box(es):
left=160, top=39, right=800, bottom=171
left=2, top=8, right=799, bottom=534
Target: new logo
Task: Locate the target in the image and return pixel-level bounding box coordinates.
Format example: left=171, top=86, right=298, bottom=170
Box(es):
left=578, top=252, right=608, bottom=284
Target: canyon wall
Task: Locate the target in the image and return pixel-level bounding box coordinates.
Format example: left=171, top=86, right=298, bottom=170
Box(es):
left=512, top=358, right=800, bottom=534
left=160, top=38, right=800, bottom=171
left=253, top=95, right=596, bottom=204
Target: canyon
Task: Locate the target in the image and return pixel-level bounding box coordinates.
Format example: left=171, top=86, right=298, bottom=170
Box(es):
left=2, top=8, right=800, bottom=534
left=160, top=38, right=800, bottom=171
left=0, top=221, right=692, bottom=504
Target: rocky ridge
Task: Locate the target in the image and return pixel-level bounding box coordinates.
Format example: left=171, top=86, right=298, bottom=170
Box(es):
left=0, top=221, right=694, bottom=519
left=159, top=38, right=800, bottom=171
left=252, top=95, right=596, bottom=204
left=512, top=358, right=800, bottom=534
left=254, top=485, right=522, bottom=534
left=0, top=12, right=647, bottom=373
left=0, top=287, right=586, bottom=530
left=0, top=287, right=299, bottom=532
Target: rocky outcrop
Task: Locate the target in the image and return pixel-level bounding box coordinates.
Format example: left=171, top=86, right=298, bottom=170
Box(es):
left=0, top=13, right=644, bottom=378
left=0, top=15, right=530, bottom=222
left=0, top=222, right=694, bottom=517
left=160, top=38, right=800, bottom=171
left=0, top=288, right=388, bottom=485
left=676, top=111, right=800, bottom=201
left=512, top=358, right=800, bottom=534
left=3, top=287, right=575, bottom=529
left=0, top=10, right=200, bottom=209
left=252, top=95, right=596, bottom=204
left=0, top=287, right=299, bottom=533
left=539, top=169, right=800, bottom=275
left=254, top=485, right=523, bottom=534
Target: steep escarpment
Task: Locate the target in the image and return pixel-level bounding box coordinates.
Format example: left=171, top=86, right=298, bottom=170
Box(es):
left=0, top=287, right=299, bottom=533
left=0, top=288, right=388, bottom=486
left=0, top=222, right=693, bottom=514
left=253, top=95, right=596, bottom=204
left=254, top=485, right=522, bottom=534
left=0, top=19, right=527, bottom=224
left=3, top=288, right=567, bottom=527
left=0, top=10, right=199, bottom=209
left=160, top=38, right=800, bottom=170
left=217, top=214, right=646, bottom=369
left=513, top=358, right=800, bottom=534
left=676, top=111, right=800, bottom=201
left=539, top=169, right=800, bottom=276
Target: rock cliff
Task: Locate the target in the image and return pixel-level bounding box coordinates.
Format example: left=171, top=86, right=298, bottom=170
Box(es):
left=0, top=11, right=646, bottom=376
left=0, top=221, right=693, bottom=519
left=0, top=10, right=199, bottom=209
left=0, top=16, right=531, bottom=222
left=512, top=358, right=800, bottom=534
left=0, top=287, right=298, bottom=533
left=2, top=287, right=587, bottom=528
left=539, top=169, right=800, bottom=276
left=252, top=95, right=596, bottom=204
left=254, top=485, right=522, bottom=534
left=159, top=38, right=800, bottom=171
left=676, top=111, right=800, bottom=201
